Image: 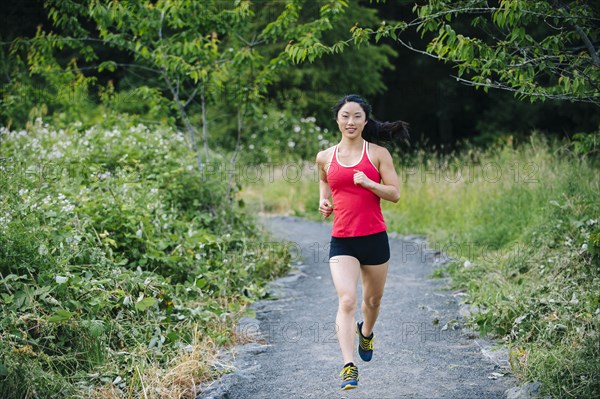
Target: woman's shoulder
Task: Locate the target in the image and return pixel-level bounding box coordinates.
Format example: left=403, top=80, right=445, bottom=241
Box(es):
left=316, top=145, right=336, bottom=164
left=367, top=142, right=392, bottom=158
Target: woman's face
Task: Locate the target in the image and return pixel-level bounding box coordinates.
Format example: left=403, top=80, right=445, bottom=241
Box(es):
left=336, top=101, right=367, bottom=139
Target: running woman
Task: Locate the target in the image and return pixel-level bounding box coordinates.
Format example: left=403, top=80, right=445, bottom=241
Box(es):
left=315, top=94, right=408, bottom=390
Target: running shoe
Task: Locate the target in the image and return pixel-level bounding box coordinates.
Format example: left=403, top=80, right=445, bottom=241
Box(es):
left=340, top=362, right=359, bottom=390
left=356, top=321, right=374, bottom=362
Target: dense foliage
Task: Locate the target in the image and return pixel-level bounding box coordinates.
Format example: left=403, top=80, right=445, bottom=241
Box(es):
left=3, top=1, right=598, bottom=149
left=0, top=118, right=290, bottom=397
left=326, top=0, right=600, bottom=104
left=283, top=0, right=600, bottom=145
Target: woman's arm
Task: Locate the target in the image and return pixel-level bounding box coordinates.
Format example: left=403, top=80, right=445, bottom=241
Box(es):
left=353, top=146, right=400, bottom=203
left=316, top=149, right=334, bottom=217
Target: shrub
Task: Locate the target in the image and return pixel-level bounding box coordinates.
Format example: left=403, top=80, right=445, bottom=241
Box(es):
left=0, top=118, right=290, bottom=397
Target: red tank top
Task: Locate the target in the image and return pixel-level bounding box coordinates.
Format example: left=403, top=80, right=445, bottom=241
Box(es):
left=327, top=140, right=387, bottom=237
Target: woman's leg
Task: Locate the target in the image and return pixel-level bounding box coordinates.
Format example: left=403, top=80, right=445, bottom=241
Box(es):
left=330, top=255, right=361, bottom=364
left=359, top=262, right=389, bottom=337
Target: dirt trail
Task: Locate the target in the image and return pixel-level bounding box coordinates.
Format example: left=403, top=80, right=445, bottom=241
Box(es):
left=198, top=216, right=515, bottom=399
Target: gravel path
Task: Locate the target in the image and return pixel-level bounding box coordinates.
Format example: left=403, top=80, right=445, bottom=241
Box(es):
left=198, top=216, right=516, bottom=399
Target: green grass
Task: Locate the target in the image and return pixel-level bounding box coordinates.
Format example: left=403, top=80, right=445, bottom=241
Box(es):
left=242, top=135, right=600, bottom=398
left=239, top=162, right=320, bottom=217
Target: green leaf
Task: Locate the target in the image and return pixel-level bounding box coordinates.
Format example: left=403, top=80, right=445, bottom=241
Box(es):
left=14, top=286, right=34, bottom=310
left=1, top=293, right=14, bottom=304
left=98, top=61, right=117, bottom=72
left=166, top=331, right=179, bottom=342
left=0, top=362, right=8, bottom=377
left=135, top=297, right=156, bottom=311
left=195, top=277, right=206, bottom=289
left=82, top=319, right=105, bottom=337
left=48, top=309, right=74, bottom=323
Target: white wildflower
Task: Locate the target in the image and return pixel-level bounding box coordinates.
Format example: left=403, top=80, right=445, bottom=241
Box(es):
left=61, top=204, right=75, bottom=213
left=570, top=293, right=579, bottom=305
left=0, top=214, right=12, bottom=227
left=48, top=150, right=64, bottom=159
left=97, top=171, right=111, bottom=180
left=287, top=141, right=296, bottom=148
left=55, top=275, right=68, bottom=284
left=67, top=235, right=81, bottom=245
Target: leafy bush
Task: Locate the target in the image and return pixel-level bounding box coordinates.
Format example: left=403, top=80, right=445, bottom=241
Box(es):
left=238, top=109, right=336, bottom=163
left=0, top=118, right=290, bottom=398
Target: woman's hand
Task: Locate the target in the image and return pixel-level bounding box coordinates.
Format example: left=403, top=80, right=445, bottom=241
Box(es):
left=353, top=169, right=374, bottom=189
left=319, top=198, right=334, bottom=218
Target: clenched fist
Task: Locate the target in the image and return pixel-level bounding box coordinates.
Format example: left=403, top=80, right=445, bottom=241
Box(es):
left=353, top=169, right=374, bottom=189
left=319, top=198, right=334, bottom=218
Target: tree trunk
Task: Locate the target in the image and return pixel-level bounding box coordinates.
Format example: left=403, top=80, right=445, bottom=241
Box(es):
left=227, top=105, right=244, bottom=205
left=201, top=88, right=210, bottom=162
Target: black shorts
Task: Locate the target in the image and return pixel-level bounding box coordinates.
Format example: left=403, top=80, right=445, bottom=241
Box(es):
left=329, top=231, right=390, bottom=265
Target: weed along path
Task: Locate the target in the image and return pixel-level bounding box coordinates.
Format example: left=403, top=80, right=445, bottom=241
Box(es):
left=198, top=216, right=516, bottom=399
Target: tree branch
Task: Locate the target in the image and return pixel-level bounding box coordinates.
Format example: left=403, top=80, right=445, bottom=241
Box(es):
left=161, top=69, right=205, bottom=168
left=158, top=9, right=165, bottom=41
left=551, top=0, right=600, bottom=66
left=76, top=63, right=162, bottom=74
left=573, top=24, right=600, bottom=66
left=183, top=87, right=199, bottom=108
left=450, top=74, right=600, bottom=105
left=396, top=38, right=451, bottom=62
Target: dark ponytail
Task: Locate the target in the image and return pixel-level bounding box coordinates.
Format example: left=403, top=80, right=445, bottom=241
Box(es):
left=332, top=94, right=409, bottom=146
left=363, top=119, right=410, bottom=146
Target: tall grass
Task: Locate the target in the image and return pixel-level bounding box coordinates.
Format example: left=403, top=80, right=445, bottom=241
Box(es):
left=240, top=162, right=320, bottom=216
left=241, top=135, right=600, bottom=398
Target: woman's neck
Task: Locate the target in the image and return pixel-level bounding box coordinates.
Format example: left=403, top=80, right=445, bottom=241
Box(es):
left=338, top=137, right=364, bottom=151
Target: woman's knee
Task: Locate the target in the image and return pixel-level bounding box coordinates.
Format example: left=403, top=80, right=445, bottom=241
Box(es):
left=338, top=294, right=357, bottom=313
left=363, top=294, right=383, bottom=309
